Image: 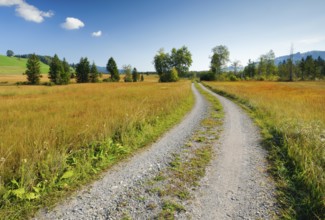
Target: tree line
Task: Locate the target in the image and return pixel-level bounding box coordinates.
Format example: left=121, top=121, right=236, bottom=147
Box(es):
left=24, top=54, right=144, bottom=85
left=197, top=46, right=325, bottom=81
left=20, top=45, right=325, bottom=85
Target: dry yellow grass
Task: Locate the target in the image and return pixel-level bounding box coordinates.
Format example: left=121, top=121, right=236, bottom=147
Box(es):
left=204, top=81, right=325, bottom=124
left=0, top=80, right=192, bottom=190
left=203, top=81, right=325, bottom=218
left=0, top=73, right=157, bottom=85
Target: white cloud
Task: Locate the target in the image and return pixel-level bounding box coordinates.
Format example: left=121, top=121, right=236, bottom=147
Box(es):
left=61, top=17, right=85, bottom=30
left=92, top=30, right=102, bottom=37
left=0, top=0, right=53, bottom=23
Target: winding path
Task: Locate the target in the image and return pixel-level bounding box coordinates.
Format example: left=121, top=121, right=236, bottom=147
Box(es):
left=186, top=84, right=278, bottom=219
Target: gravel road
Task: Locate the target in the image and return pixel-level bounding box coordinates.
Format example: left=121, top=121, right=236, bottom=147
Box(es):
left=34, top=83, right=209, bottom=220
left=35, top=83, right=278, bottom=220
left=185, top=84, right=278, bottom=219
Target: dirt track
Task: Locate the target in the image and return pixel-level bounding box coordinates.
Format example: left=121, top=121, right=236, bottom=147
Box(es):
left=186, top=84, right=278, bottom=219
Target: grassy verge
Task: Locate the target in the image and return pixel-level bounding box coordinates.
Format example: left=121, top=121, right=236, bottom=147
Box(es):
left=202, top=81, right=324, bottom=220
left=0, top=82, right=194, bottom=219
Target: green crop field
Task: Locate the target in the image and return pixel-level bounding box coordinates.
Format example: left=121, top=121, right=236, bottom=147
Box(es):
left=0, top=55, right=49, bottom=75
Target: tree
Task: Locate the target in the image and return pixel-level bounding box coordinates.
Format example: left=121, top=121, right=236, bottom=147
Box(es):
left=299, top=58, right=305, bottom=80
left=90, top=62, right=99, bottom=83
left=61, top=58, right=71, bottom=84
left=153, top=46, right=192, bottom=82
left=153, top=48, right=171, bottom=76
left=170, top=46, right=192, bottom=77
left=6, top=50, right=14, bottom=57
left=25, top=54, right=41, bottom=84
left=123, top=65, right=132, bottom=82
left=49, top=55, right=71, bottom=85
left=244, top=59, right=257, bottom=78
left=106, top=57, right=120, bottom=82
left=210, top=45, right=229, bottom=76
left=265, top=50, right=277, bottom=76
left=132, top=67, right=139, bottom=82
left=304, top=55, right=315, bottom=79
left=140, top=74, right=144, bottom=81
left=76, top=57, right=90, bottom=83
left=49, top=54, right=63, bottom=84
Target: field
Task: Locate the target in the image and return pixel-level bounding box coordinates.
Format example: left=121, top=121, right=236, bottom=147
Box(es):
left=0, top=55, right=49, bottom=75
left=0, top=80, right=193, bottom=218
left=203, top=81, right=325, bottom=218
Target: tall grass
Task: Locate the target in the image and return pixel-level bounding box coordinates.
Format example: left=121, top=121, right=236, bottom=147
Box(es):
left=203, top=81, right=325, bottom=219
left=0, top=81, right=193, bottom=218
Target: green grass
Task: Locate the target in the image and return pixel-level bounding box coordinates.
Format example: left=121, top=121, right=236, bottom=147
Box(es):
left=0, top=55, right=49, bottom=74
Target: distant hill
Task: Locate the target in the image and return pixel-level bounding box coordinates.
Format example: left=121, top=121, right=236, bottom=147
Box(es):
left=0, top=55, right=49, bottom=75
left=275, top=50, right=325, bottom=65
left=96, top=66, right=125, bottom=74
left=96, top=66, right=108, bottom=73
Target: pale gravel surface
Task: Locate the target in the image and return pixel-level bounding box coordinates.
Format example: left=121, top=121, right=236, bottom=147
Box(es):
left=184, top=84, right=279, bottom=219
left=34, top=83, right=209, bottom=220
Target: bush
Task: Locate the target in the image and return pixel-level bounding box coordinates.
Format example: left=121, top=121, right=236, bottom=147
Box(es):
left=200, top=71, right=215, bottom=81
left=159, top=67, right=179, bottom=82
left=229, top=74, right=238, bottom=81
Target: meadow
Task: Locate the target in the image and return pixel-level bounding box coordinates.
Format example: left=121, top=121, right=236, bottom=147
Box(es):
left=0, top=80, right=193, bottom=218
left=203, top=81, right=325, bottom=219
left=0, top=55, right=49, bottom=75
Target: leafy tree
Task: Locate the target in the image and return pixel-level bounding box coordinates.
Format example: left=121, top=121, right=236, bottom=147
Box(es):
left=132, top=67, right=139, bottom=82
left=153, top=46, right=192, bottom=82
left=153, top=48, right=171, bottom=76
left=106, top=57, right=120, bottom=82
left=90, top=62, right=99, bottom=83
left=170, top=46, right=192, bottom=77
left=6, top=50, right=14, bottom=57
left=123, top=65, right=133, bottom=82
left=210, top=45, right=229, bottom=76
left=25, top=54, right=41, bottom=84
left=76, top=57, right=90, bottom=83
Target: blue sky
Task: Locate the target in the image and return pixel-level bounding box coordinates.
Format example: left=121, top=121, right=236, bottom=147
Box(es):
left=1, top=0, right=324, bottom=71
